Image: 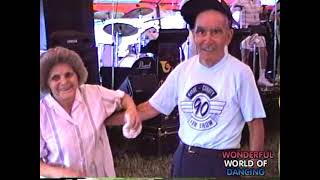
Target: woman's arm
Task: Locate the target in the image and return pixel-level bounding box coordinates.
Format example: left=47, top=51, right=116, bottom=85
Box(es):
left=40, top=160, right=84, bottom=178
left=106, top=94, right=140, bottom=130
left=106, top=100, right=161, bottom=126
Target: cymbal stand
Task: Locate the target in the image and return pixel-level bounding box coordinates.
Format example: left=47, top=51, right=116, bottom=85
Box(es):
left=155, top=0, right=162, bottom=29
left=154, top=0, right=163, bottom=81
left=137, top=15, right=143, bottom=57
left=111, top=0, right=119, bottom=89
left=110, top=31, right=121, bottom=90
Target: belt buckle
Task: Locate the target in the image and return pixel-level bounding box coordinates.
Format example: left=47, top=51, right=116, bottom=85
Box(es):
left=187, top=146, right=195, bottom=154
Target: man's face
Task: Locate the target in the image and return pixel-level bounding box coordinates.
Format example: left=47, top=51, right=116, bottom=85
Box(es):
left=193, top=10, right=233, bottom=64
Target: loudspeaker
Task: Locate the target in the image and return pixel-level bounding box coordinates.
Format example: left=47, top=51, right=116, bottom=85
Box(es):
left=49, top=30, right=95, bottom=50
left=49, top=31, right=100, bottom=85
left=43, top=0, right=99, bottom=84
left=77, top=47, right=100, bottom=85
left=43, top=0, right=95, bottom=49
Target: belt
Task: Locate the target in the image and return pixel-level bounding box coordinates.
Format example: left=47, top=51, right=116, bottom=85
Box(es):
left=179, top=141, right=239, bottom=155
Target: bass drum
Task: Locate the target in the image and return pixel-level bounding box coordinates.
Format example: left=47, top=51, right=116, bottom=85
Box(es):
left=131, top=56, right=156, bottom=75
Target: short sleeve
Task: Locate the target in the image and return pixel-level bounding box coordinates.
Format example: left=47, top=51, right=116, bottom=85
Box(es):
left=149, top=68, right=179, bottom=115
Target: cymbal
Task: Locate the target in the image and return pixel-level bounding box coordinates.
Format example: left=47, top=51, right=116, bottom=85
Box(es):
left=144, top=17, right=161, bottom=23
left=103, top=23, right=138, bottom=37
left=123, top=7, right=153, bottom=18
left=140, top=1, right=178, bottom=5
left=94, top=11, right=124, bottom=20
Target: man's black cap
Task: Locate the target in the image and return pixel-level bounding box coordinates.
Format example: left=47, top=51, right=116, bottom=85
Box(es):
left=180, top=0, right=234, bottom=29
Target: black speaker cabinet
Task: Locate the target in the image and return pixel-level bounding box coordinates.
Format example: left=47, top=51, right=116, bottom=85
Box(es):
left=77, top=47, right=100, bottom=85
left=48, top=30, right=99, bottom=85
left=43, top=0, right=95, bottom=49
left=137, top=106, right=179, bottom=156
left=43, top=0, right=98, bottom=84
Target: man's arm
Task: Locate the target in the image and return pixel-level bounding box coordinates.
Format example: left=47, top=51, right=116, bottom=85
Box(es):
left=106, top=100, right=160, bottom=126
left=137, top=101, right=161, bottom=121
left=247, top=118, right=265, bottom=151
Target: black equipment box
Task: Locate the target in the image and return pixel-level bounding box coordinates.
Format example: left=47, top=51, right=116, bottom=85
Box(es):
left=108, top=109, right=180, bottom=157
left=137, top=107, right=180, bottom=156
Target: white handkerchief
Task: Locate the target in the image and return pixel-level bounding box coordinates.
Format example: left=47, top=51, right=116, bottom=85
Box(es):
left=122, top=113, right=142, bottom=139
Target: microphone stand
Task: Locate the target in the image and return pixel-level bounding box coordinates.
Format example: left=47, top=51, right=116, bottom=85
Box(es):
left=273, top=3, right=278, bottom=81
left=185, top=24, right=190, bottom=60
left=155, top=0, right=163, bottom=81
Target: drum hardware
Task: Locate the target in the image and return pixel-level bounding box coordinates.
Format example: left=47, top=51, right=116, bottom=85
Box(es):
left=123, top=7, right=153, bottom=18
left=103, top=23, right=139, bottom=37
left=101, top=2, right=138, bottom=89
left=103, top=21, right=140, bottom=89
left=97, top=3, right=189, bottom=88
left=138, top=1, right=162, bottom=28
left=140, top=28, right=189, bottom=79
left=94, top=11, right=124, bottom=20
left=143, top=17, right=162, bottom=23
left=139, top=0, right=179, bottom=7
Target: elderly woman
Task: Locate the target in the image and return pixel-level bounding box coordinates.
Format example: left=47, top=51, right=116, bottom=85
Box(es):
left=40, top=46, right=141, bottom=178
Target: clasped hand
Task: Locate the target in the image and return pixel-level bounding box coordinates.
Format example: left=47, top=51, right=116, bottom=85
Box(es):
left=122, top=108, right=142, bottom=139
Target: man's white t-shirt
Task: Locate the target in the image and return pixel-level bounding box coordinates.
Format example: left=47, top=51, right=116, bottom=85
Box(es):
left=149, top=53, right=266, bottom=150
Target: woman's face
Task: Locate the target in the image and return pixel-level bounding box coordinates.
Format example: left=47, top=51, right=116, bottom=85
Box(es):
left=48, top=63, right=79, bottom=105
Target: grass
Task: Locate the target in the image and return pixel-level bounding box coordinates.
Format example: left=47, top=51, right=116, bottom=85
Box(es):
left=114, top=153, right=172, bottom=178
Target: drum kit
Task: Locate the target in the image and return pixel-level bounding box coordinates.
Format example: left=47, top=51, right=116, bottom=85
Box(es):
left=94, top=1, right=187, bottom=89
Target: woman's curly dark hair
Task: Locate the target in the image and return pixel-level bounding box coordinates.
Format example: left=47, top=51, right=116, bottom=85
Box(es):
left=40, top=46, right=88, bottom=95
